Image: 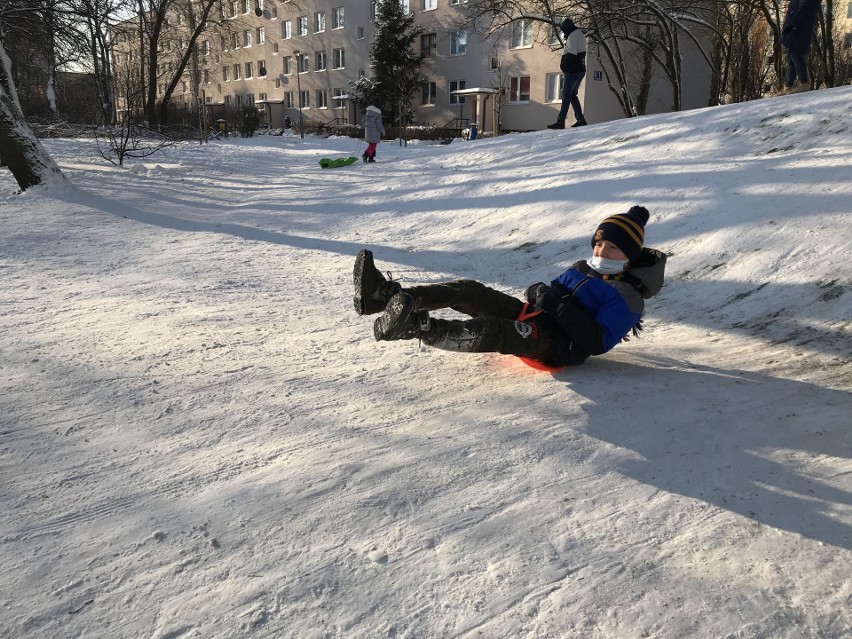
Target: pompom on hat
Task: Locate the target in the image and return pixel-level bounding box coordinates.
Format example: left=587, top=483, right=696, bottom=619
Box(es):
left=591, top=206, right=650, bottom=263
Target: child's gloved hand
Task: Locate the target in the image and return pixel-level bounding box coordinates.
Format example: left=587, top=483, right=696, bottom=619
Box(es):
left=525, top=282, right=549, bottom=304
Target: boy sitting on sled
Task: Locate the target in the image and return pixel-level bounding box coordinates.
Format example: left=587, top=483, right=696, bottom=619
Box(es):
left=353, top=206, right=666, bottom=368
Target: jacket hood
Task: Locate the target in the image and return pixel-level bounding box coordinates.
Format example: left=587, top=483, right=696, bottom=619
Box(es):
left=366, top=105, right=381, bottom=114
left=626, top=248, right=666, bottom=299
left=560, top=17, right=576, bottom=35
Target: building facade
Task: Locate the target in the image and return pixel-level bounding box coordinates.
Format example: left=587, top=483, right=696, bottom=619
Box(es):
left=113, top=0, right=717, bottom=133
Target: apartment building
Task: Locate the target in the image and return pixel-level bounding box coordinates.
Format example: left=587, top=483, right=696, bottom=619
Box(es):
left=113, top=0, right=716, bottom=132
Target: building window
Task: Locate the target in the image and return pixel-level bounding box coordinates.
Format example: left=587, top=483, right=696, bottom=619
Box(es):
left=284, top=56, right=293, bottom=74
left=282, top=21, right=291, bottom=39
left=233, top=63, right=241, bottom=80
left=317, top=89, right=328, bottom=108
left=332, top=7, right=344, bottom=29
left=259, top=92, right=267, bottom=101
left=272, top=42, right=279, bottom=54
left=223, top=65, right=229, bottom=81
left=285, top=91, right=293, bottom=108
left=247, top=93, right=254, bottom=105
left=245, top=62, right=253, bottom=78
left=450, top=30, right=467, bottom=56
left=844, top=32, right=852, bottom=48
left=550, top=24, right=562, bottom=46
left=511, top=19, right=532, bottom=48
left=258, top=59, right=267, bottom=76
left=848, top=2, right=852, bottom=18
left=509, top=76, right=530, bottom=102
left=202, top=40, right=211, bottom=55
left=546, top=73, right=563, bottom=103
left=257, top=27, right=265, bottom=44
left=421, top=33, right=437, bottom=57
left=298, top=53, right=309, bottom=73
left=225, top=95, right=232, bottom=106
left=490, top=57, right=499, bottom=70
left=231, top=32, right=240, bottom=49
left=316, top=50, right=327, bottom=71
left=449, top=80, right=466, bottom=104
left=314, top=11, right=325, bottom=32
left=333, top=47, right=345, bottom=68
left=420, top=0, right=437, bottom=10
left=298, top=16, right=308, bottom=36
left=236, top=95, right=243, bottom=107
left=300, top=90, right=310, bottom=108
left=333, top=88, right=346, bottom=108
left=357, top=26, right=365, bottom=39
left=204, top=69, right=211, bottom=83
left=401, top=0, right=409, bottom=12
left=240, top=0, right=248, bottom=13
left=243, top=30, right=252, bottom=47
left=421, top=81, right=436, bottom=105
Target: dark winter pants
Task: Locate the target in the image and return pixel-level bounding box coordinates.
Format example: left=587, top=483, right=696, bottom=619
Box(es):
left=785, top=49, right=808, bottom=86
left=404, top=280, right=556, bottom=360
left=556, top=71, right=585, bottom=124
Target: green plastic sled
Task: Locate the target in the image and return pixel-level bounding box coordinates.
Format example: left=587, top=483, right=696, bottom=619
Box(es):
left=319, top=156, right=358, bottom=169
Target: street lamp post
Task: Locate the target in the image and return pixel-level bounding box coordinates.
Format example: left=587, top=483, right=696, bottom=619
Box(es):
left=293, top=49, right=304, bottom=139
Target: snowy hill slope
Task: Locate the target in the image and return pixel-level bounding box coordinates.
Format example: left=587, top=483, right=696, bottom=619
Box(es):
left=1, top=87, right=850, bottom=638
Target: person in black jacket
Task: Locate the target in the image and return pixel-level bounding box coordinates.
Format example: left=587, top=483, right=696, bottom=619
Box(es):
left=779, top=0, right=822, bottom=95
left=547, top=17, right=587, bottom=129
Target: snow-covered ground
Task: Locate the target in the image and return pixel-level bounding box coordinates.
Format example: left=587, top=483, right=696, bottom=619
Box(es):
left=1, top=87, right=851, bottom=639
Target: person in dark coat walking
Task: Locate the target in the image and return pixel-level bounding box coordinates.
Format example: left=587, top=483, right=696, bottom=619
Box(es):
left=779, top=0, right=822, bottom=94
left=353, top=206, right=666, bottom=368
left=547, top=16, right=588, bottom=129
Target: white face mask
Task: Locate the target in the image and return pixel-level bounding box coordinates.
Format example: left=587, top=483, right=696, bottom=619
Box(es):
left=588, top=255, right=627, bottom=274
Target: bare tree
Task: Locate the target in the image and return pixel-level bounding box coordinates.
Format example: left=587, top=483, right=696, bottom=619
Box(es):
left=454, top=0, right=725, bottom=116
left=0, top=31, right=67, bottom=190
left=95, top=60, right=175, bottom=165
left=125, top=0, right=232, bottom=128
left=73, top=0, right=131, bottom=124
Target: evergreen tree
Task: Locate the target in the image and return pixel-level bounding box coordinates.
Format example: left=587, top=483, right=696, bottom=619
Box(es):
left=363, top=0, right=425, bottom=125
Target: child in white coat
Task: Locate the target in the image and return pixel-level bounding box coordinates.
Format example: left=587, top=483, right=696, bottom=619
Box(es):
left=361, top=105, right=385, bottom=163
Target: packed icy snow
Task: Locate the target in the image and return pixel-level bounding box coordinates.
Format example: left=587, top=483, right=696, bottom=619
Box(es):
left=1, top=87, right=851, bottom=638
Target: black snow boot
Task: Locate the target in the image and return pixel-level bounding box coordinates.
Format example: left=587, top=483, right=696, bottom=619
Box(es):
left=353, top=249, right=401, bottom=316
left=374, top=292, right=429, bottom=341
left=547, top=121, right=565, bottom=130
left=570, top=118, right=587, bottom=127
left=362, top=152, right=369, bottom=163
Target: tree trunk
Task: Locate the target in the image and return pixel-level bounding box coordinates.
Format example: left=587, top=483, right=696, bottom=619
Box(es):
left=0, top=39, right=66, bottom=190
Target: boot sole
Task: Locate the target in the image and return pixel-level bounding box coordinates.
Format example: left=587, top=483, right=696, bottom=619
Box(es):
left=374, top=293, right=414, bottom=341
left=353, top=249, right=383, bottom=316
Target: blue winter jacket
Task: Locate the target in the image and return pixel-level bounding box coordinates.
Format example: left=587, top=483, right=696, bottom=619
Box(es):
left=529, top=248, right=666, bottom=365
